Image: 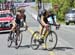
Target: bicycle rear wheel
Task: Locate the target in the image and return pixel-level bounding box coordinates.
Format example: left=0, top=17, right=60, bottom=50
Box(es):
left=45, top=31, right=58, bottom=51
left=15, top=32, right=22, bottom=49
left=31, top=31, right=40, bottom=50
left=7, top=32, right=15, bottom=48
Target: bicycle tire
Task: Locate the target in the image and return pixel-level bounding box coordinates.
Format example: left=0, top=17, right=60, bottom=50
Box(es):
left=45, top=31, right=58, bottom=51
left=15, top=32, right=22, bottom=49
left=7, top=32, right=15, bottom=48
left=31, top=31, right=40, bottom=50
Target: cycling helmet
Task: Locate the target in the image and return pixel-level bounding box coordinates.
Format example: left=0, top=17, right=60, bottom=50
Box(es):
left=17, top=7, right=25, bottom=12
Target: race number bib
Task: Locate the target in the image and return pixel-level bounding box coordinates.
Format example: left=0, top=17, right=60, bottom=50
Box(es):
left=47, top=16, right=56, bottom=24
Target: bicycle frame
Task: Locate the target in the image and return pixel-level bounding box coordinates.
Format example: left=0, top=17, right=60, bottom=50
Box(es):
left=31, top=23, right=58, bottom=50
left=41, top=24, right=52, bottom=39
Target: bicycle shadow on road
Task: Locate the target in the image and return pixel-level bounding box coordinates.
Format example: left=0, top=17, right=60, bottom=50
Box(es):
left=37, top=46, right=74, bottom=51
left=9, top=45, right=31, bottom=49
left=54, top=46, right=74, bottom=51
left=19, top=45, right=31, bottom=49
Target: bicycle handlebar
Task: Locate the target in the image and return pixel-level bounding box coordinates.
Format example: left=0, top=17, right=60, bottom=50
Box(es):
left=48, top=23, right=60, bottom=30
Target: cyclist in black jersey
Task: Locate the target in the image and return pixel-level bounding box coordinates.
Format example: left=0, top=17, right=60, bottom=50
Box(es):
left=39, top=9, right=50, bottom=35
left=39, top=9, right=60, bottom=42
left=11, top=8, right=28, bottom=31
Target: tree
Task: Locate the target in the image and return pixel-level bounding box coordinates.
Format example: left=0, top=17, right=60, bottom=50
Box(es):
left=0, top=0, right=5, bottom=3
left=69, top=0, right=74, bottom=7
left=49, top=0, right=71, bottom=21
left=36, top=0, right=75, bottom=22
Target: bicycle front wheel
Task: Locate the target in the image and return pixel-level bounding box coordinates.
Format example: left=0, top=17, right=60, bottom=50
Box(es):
left=45, top=31, right=58, bottom=51
left=31, top=31, right=40, bottom=50
left=7, top=32, right=15, bottom=48
left=15, top=32, right=22, bottom=49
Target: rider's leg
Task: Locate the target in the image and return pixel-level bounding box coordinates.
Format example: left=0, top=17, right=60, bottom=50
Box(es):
left=9, top=20, right=16, bottom=40
left=38, top=25, right=45, bottom=43
left=44, top=27, right=50, bottom=38
left=11, top=20, right=16, bottom=32
left=39, top=25, right=44, bottom=35
left=41, top=28, right=50, bottom=48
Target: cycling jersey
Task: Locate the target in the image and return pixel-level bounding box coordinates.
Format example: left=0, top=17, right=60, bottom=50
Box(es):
left=38, top=10, right=56, bottom=24
left=38, top=10, right=49, bottom=24
left=47, top=14, right=56, bottom=24
left=15, top=14, right=26, bottom=25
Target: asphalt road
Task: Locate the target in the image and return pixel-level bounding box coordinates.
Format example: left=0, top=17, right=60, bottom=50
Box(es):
left=0, top=7, right=75, bottom=55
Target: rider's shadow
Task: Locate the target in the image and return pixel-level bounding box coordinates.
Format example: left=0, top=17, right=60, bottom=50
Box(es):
left=19, top=45, right=31, bottom=49
left=54, top=46, right=74, bottom=51
left=38, top=46, right=74, bottom=51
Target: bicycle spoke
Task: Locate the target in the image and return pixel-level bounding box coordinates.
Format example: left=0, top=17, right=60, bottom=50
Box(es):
left=15, top=32, right=22, bottom=49
left=45, top=31, right=57, bottom=51
left=31, top=31, right=40, bottom=50
left=7, top=32, right=14, bottom=48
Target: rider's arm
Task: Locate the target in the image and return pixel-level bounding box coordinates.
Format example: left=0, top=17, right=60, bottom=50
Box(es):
left=23, top=14, right=28, bottom=26
left=51, top=14, right=60, bottom=29
left=23, top=14, right=26, bottom=22
left=52, top=14, right=59, bottom=25
left=50, top=14, right=57, bottom=25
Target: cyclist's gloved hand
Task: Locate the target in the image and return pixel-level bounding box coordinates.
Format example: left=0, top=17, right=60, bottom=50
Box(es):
left=56, top=24, right=60, bottom=30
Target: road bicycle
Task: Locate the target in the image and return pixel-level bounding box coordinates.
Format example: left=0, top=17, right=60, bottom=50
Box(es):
left=31, top=24, right=60, bottom=51
left=7, top=24, right=23, bottom=49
